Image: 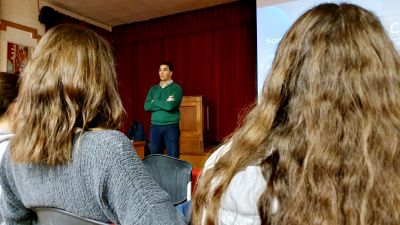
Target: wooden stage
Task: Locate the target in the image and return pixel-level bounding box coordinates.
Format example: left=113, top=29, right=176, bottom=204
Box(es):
left=132, top=140, right=210, bottom=169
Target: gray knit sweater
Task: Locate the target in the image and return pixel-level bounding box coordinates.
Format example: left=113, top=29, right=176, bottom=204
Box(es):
left=0, top=130, right=185, bottom=225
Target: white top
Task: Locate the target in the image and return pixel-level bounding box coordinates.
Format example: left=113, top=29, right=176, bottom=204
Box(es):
left=201, top=144, right=269, bottom=225
left=0, top=131, right=13, bottom=160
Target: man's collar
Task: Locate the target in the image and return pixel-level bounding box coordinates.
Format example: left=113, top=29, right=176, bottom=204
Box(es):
left=159, top=80, right=173, bottom=88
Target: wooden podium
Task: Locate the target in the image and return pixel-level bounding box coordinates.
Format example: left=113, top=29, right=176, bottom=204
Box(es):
left=179, top=96, right=206, bottom=154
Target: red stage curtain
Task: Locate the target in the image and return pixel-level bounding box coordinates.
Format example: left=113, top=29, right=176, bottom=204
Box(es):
left=113, top=1, right=256, bottom=143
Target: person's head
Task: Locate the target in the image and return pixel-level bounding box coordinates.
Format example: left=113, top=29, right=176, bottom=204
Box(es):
left=11, top=24, right=125, bottom=166
left=0, top=72, right=19, bottom=119
left=159, top=61, right=174, bottom=82
left=193, top=3, right=400, bottom=225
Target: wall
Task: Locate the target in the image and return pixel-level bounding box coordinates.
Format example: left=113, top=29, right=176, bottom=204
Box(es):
left=0, top=0, right=111, bottom=72
left=0, top=0, right=44, bottom=72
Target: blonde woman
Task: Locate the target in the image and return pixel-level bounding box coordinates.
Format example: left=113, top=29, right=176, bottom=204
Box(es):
left=192, top=3, right=400, bottom=225
left=0, top=24, right=184, bottom=225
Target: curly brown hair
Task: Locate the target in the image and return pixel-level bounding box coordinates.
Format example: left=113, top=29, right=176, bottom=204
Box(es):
left=11, top=24, right=125, bottom=166
left=192, top=3, right=400, bottom=225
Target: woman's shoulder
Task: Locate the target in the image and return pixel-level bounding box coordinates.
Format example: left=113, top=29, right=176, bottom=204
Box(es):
left=73, top=129, right=142, bottom=172
left=77, top=130, right=132, bottom=154
left=205, top=142, right=266, bottom=184
left=203, top=143, right=267, bottom=225
left=84, top=129, right=122, bottom=135
left=83, top=129, right=128, bottom=142
left=204, top=143, right=266, bottom=197
left=203, top=143, right=232, bottom=171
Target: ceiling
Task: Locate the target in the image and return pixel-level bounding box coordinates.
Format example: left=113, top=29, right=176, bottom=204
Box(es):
left=40, top=0, right=239, bottom=28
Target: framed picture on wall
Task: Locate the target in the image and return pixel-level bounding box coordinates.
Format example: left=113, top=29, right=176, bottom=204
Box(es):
left=7, top=42, right=30, bottom=74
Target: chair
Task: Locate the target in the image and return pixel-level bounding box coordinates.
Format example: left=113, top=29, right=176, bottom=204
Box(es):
left=33, top=208, right=111, bottom=225
left=142, top=154, right=192, bottom=205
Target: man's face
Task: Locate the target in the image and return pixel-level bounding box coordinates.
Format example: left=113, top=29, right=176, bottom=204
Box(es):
left=159, top=64, right=172, bottom=82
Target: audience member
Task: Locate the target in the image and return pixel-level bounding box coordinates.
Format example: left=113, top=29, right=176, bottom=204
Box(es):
left=0, top=24, right=185, bottom=225
left=0, top=72, right=18, bottom=160
left=0, top=72, right=18, bottom=225
left=192, top=3, right=400, bottom=225
left=144, top=62, right=182, bottom=158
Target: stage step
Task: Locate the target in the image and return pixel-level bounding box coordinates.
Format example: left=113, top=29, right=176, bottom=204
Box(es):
left=180, top=153, right=210, bottom=169
left=132, top=140, right=215, bottom=169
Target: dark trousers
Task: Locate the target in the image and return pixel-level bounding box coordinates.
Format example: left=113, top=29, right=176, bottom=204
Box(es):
left=149, top=123, right=180, bottom=158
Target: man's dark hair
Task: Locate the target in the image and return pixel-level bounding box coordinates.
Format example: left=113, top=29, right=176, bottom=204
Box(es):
left=160, top=61, right=174, bottom=72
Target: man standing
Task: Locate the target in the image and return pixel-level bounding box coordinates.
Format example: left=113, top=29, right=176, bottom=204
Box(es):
left=144, top=62, right=182, bottom=158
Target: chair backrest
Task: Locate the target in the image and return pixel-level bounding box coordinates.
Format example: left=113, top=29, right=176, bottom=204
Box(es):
left=33, top=208, right=110, bottom=225
left=142, top=154, right=192, bottom=205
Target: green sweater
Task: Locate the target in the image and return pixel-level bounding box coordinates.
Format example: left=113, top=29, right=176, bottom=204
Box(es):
left=144, top=82, right=182, bottom=125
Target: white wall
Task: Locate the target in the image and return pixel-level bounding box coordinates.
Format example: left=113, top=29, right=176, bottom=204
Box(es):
left=0, top=0, right=111, bottom=72
left=0, top=0, right=44, bottom=72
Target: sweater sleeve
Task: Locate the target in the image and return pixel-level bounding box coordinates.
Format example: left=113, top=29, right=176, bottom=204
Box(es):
left=144, top=86, right=163, bottom=112
left=0, top=151, right=35, bottom=225
left=153, top=84, right=182, bottom=111
left=95, top=132, right=185, bottom=225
